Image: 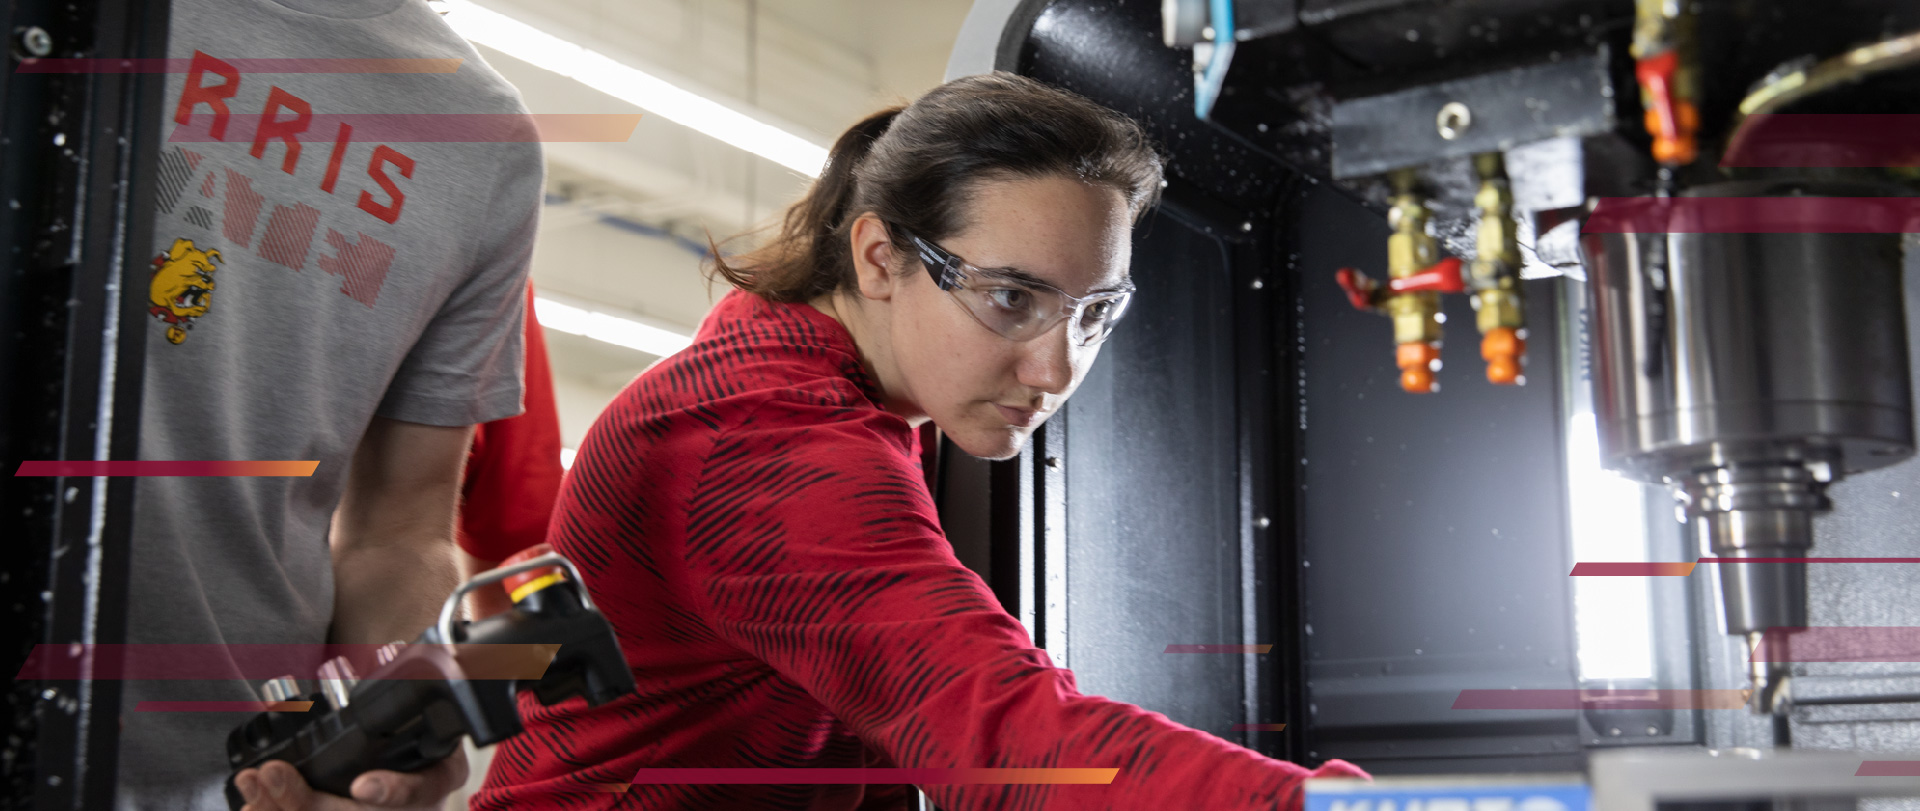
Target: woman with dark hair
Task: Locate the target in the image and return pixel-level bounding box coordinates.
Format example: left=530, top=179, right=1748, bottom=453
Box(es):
left=474, top=71, right=1366, bottom=810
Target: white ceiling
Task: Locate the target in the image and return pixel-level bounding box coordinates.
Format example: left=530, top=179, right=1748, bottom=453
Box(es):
left=462, top=0, right=978, bottom=446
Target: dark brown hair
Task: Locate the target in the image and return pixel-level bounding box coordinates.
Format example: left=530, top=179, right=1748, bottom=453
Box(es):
left=707, top=71, right=1164, bottom=303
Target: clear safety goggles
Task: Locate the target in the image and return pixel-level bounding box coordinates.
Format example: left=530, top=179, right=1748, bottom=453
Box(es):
left=898, top=227, right=1133, bottom=347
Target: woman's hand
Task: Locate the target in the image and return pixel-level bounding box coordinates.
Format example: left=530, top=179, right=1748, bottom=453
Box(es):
left=233, top=749, right=469, bottom=811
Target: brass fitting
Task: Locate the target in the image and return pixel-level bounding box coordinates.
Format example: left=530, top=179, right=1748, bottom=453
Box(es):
left=1470, top=154, right=1526, bottom=385
left=1386, top=176, right=1443, bottom=392
left=1631, top=0, right=1700, bottom=166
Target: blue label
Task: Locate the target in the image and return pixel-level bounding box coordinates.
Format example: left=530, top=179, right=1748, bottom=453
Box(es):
left=1305, top=782, right=1591, bottom=811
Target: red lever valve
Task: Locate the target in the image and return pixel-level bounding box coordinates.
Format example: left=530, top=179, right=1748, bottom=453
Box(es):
left=1335, top=257, right=1461, bottom=311
left=1335, top=267, right=1383, bottom=311
left=1388, top=257, right=1464, bottom=295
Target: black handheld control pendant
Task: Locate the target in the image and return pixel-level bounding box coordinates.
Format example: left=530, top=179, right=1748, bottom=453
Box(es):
left=222, top=546, right=634, bottom=809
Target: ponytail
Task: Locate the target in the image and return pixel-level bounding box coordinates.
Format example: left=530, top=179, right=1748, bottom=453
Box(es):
left=705, top=72, right=1163, bottom=304
left=707, top=107, right=902, bottom=303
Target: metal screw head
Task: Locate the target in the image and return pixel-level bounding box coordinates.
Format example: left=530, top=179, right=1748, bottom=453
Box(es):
left=1255, top=516, right=1271, bottom=529
left=1240, top=221, right=1253, bottom=232
left=1436, top=102, right=1472, bottom=140
left=18, top=27, right=53, bottom=58
left=259, top=676, right=301, bottom=703
left=1251, top=278, right=1265, bottom=290
left=1044, top=456, right=1061, bottom=469
left=1646, top=726, right=1660, bottom=736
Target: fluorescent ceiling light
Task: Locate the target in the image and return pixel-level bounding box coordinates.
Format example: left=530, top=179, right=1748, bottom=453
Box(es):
left=441, top=0, right=829, bottom=176
left=534, top=295, right=693, bottom=358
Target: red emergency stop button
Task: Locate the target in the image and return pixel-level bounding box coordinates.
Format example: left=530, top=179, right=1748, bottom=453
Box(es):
left=500, top=543, right=568, bottom=604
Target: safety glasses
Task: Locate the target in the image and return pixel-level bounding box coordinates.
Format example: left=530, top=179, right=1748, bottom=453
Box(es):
left=897, top=226, right=1133, bottom=347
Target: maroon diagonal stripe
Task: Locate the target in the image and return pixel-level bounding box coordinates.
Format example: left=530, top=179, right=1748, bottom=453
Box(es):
left=16, top=643, right=556, bottom=679
left=15, top=461, right=316, bottom=476
left=1750, top=627, right=1920, bottom=663
left=1569, top=561, right=1696, bottom=576
left=1724, top=115, right=1920, bottom=168
left=16, top=58, right=461, bottom=74
left=1452, top=689, right=1748, bottom=710
left=167, top=113, right=641, bottom=143
left=624, top=768, right=1118, bottom=785
left=1585, top=197, right=1920, bottom=234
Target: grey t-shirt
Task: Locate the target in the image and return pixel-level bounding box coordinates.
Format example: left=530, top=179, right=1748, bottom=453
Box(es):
left=117, top=0, right=542, bottom=806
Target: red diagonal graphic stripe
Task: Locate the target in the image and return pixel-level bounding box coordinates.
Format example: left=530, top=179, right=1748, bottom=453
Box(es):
left=1164, top=644, right=1274, bottom=653
left=258, top=203, right=320, bottom=270
left=1570, top=561, right=1697, bottom=576
left=167, top=113, right=642, bottom=143
left=15, top=461, right=317, bottom=476
left=318, top=229, right=394, bottom=308
left=16, top=58, right=462, bottom=74
left=624, top=769, right=1119, bottom=785
left=222, top=168, right=263, bottom=247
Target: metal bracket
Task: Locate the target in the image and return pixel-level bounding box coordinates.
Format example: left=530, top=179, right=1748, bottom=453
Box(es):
left=1332, top=48, right=1616, bottom=180
left=433, top=553, right=593, bottom=651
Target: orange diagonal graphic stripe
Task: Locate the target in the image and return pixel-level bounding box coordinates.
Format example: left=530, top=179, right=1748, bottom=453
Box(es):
left=15, top=461, right=317, bottom=476
left=134, top=701, right=313, bottom=712
left=1164, top=644, right=1273, bottom=653
left=1569, top=561, right=1696, bottom=576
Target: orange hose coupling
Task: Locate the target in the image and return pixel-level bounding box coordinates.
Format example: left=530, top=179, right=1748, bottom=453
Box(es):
left=1636, top=50, right=1699, bottom=166
left=1481, top=326, right=1525, bottom=386
left=1397, top=341, right=1442, bottom=394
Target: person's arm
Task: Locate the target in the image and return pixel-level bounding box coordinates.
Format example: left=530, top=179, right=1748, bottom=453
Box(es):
left=234, top=416, right=475, bottom=811
left=684, top=399, right=1367, bottom=811
left=328, top=416, right=471, bottom=644
left=457, top=548, right=515, bottom=619
left=240, top=56, right=544, bottom=811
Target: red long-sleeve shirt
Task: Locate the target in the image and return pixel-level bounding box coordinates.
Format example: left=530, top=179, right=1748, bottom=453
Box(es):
left=458, top=283, right=565, bottom=563
left=474, top=290, right=1366, bottom=810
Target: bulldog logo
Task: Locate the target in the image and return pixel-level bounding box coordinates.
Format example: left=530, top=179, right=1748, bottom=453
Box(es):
left=149, top=237, right=222, bottom=344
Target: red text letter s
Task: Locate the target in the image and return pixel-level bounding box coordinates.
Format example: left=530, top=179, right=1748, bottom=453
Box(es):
left=173, top=51, right=240, bottom=141
left=356, top=145, right=415, bottom=225
left=250, top=86, right=313, bottom=175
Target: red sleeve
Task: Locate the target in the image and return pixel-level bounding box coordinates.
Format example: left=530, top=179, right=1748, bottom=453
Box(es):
left=457, top=284, right=565, bottom=561
left=682, top=397, right=1368, bottom=810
